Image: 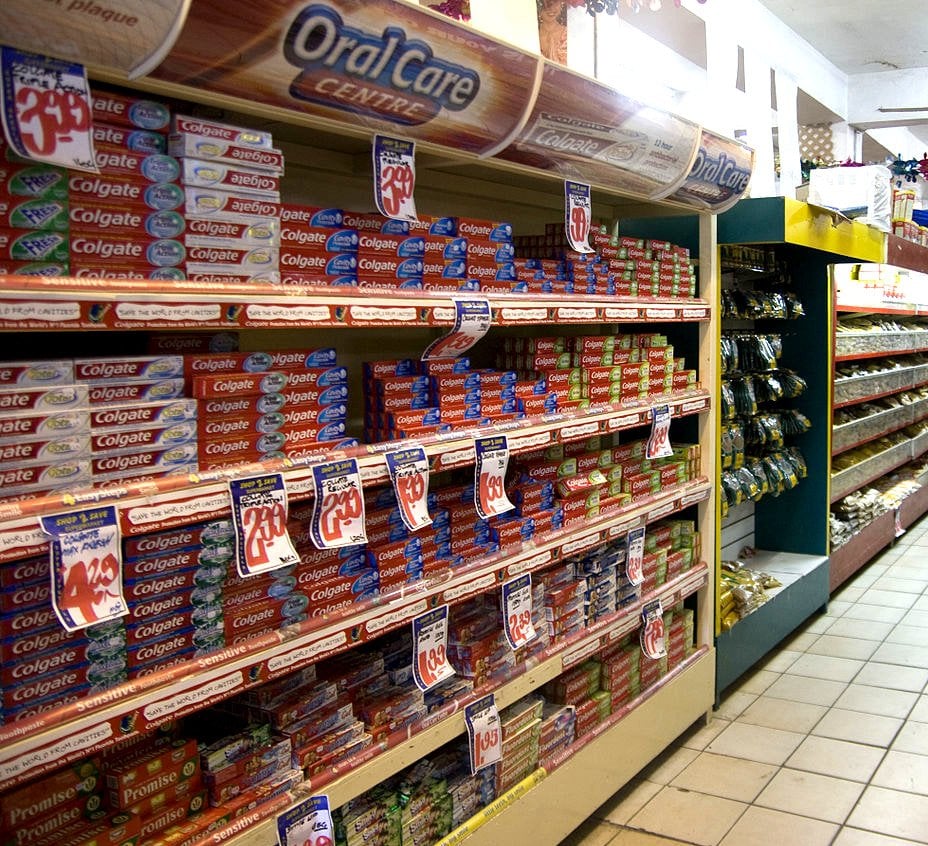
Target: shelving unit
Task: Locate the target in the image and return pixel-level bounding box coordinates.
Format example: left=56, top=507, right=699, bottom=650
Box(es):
left=0, top=1, right=745, bottom=842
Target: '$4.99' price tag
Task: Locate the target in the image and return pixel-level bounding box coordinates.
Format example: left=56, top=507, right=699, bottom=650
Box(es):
left=309, top=459, right=368, bottom=550
left=230, top=473, right=300, bottom=578
left=625, top=526, right=646, bottom=588
left=646, top=404, right=673, bottom=460
left=640, top=599, right=667, bottom=660
left=412, top=605, right=454, bottom=691
left=502, top=574, right=537, bottom=650
left=464, top=695, right=502, bottom=775
left=373, top=134, right=417, bottom=221
left=386, top=446, right=432, bottom=532
left=474, top=435, right=515, bottom=520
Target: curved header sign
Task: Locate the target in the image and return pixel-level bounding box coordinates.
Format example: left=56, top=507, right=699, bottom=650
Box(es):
left=150, top=0, right=541, bottom=156
left=666, top=129, right=755, bottom=212
left=0, top=0, right=191, bottom=78
left=499, top=62, right=701, bottom=199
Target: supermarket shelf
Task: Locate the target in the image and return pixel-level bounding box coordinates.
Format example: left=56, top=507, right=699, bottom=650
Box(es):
left=0, top=389, right=710, bottom=564
left=886, top=235, right=928, bottom=275
left=716, top=550, right=829, bottom=696
left=835, top=345, right=928, bottom=363
left=835, top=305, right=920, bottom=316
left=433, top=649, right=713, bottom=846
left=0, top=478, right=711, bottom=791
left=213, top=566, right=709, bottom=846
left=831, top=432, right=928, bottom=503
left=0, top=277, right=711, bottom=332
left=833, top=362, right=928, bottom=409
left=832, top=398, right=928, bottom=455
left=830, top=511, right=896, bottom=591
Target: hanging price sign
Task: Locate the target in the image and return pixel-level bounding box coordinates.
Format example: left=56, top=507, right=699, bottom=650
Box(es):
left=564, top=180, right=595, bottom=254
left=422, top=299, right=492, bottom=360
left=230, top=474, right=299, bottom=578
left=386, top=446, right=432, bottom=532
left=464, top=695, right=502, bottom=775
left=412, top=605, right=454, bottom=691
left=646, top=404, right=673, bottom=460
left=502, top=574, right=537, bottom=650
left=277, top=795, right=333, bottom=846
left=895, top=509, right=905, bottom=538
left=310, top=459, right=368, bottom=550
left=626, top=526, right=646, bottom=587
left=640, top=599, right=667, bottom=660
left=0, top=47, right=97, bottom=171
left=373, top=134, right=417, bottom=221
left=474, top=435, right=515, bottom=520
left=41, top=506, right=127, bottom=632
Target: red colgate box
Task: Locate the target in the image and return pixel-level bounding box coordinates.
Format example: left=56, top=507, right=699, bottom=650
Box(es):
left=291, top=720, right=366, bottom=770
left=93, top=89, right=169, bottom=131
left=172, top=114, right=273, bottom=148
left=0, top=758, right=101, bottom=835
left=127, top=586, right=197, bottom=623
left=480, top=397, right=520, bottom=419
left=105, top=738, right=201, bottom=810
left=76, top=356, right=183, bottom=383
left=357, top=232, right=425, bottom=258
left=89, top=399, right=197, bottom=432
left=186, top=347, right=336, bottom=379
left=123, top=568, right=208, bottom=604
left=184, top=267, right=280, bottom=284
left=341, top=210, right=407, bottom=234
left=88, top=422, right=195, bottom=454
left=126, top=630, right=210, bottom=674
left=0, top=578, right=51, bottom=614
left=455, top=218, right=512, bottom=243
left=223, top=594, right=310, bottom=639
left=0, top=459, right=91, bottom=500
left=86, top=378, right=185, bottom=406
left=183, top=187, right=281, bottom=220
left=466, top=238, right=515, bottom=263
left=536, top=368, right=581, bottom=389
left=69, top=203, right=185, bottom=242
left=185, top=216, right=278, bottom=247
left=91, top=443, right=197, bottom=480
left=0, top=196, right=68, bottom=230
left=197, top=404, right=345, bottom=439
left=69, top=172, right=184, bottom=211
left=355, top=253, right=423, bottom=278
left=278, top=272, right=356, bottom=288
left=424, top=235, right=467, bottom=260
left=124, top=528, right=233, bottom=567
left=124, top=608, right=221, bottom=647
left=93, top=122, right=165, bottom=154
left=185, top=243, right=278, bottom=268
left=466, top=261, right=516, bottom=283
left=93, top=143, right=180, bottom=184
left=0, top=639, right=126, bottom=690
left=280, top=224, right=357, bottom=253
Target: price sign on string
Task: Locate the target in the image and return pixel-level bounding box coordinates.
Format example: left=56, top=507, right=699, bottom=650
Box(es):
left=277, top=795, right=333, bottom=846
left=412, top=605, right=454, bottom=691
left=386, top=446, right=432, bottom=532
left=373, top=135, right=417, bottom=221
left=41, top=506, right=127, bottom=632
left=229, top=474, right=300, bottom=578
left=464, top=695, right=502, bottom=775
left=474, top=435, right=515, bottom=520
left=646, top=404, right=673, bottom=460
left=564, top=180, right=595, bottom=254
left=502, top=574, right=537, bottom=650
left=422, top=299, right=492, bottom=360
left=0, top=47, right=98, bottom=172
left=310, top=459, right=367, bottom=549
left=626, top=527, right=646, bottom=587
left=640, top=599, right=667, bottom=660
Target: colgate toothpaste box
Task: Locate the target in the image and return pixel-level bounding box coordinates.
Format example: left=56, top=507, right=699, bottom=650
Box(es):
left=191, top=371, right=288, bottom=400
left=185, top=243, right=278, bottom=268
left=278, top=272, right=356, bottom=288
left=224, top=593, right=310, bottom=639
left=70, top=201, right=186, bottom=240
left=0, top=196, right=69, bottom=231
left=185, top=215, right=278, bottom=247
left=124, top=520, right=233, bottom=562
left=93, top=89, right=170, bottom=132
left=124, top=607, right=222, bottom=647
left=467, top=239, right=515, bottom=263
left=280, top=224, right=357, bottom=253
left=93, top=143, right=180, bottom=184
left=280, top=205, right=343, bottom=228
left=1, top=639, right=127, bottom=691
left=183, top=187, right=281, bottom=219
left=172, top=115, right=274, bottom=149
left=0, top=407, right=90, bottom=443
left=424, top=236, right=467, bottom=261
left=69, top=172, right=184, bottom=210
left=456, top=218, right=512, bottom=244
left=147, top=332, right=239, bottom=356
left=70, top=233, right=185, bottom=267
left=89, top=399, right=197, bottom=433
left=126, top=629, right=222, bottom=674
left=0, top=459, right=92, bottom=500
left=0, top=433, right=90, bottom=467
left=91, top=442, right=198, bottom=478
left=0, top=228, right=69, bottom=262
left=467, top=261, right=517, bottom=282
left=342, top=210, right=408, bottom=235
left=169, top=133, right=284, bottom=172
left=357, top=232, right=425, bottom=258
left=184, top=266, right=280, bottom=284
left=180, top=158, right=280, bottom=197
left=279, top=250, right=357, bottom=275
left=406, top=215, right=456, bottom=237
left=85, top=379, right=185, bottom=408
left=0, top=162, right=68, bottom=200
left=355, top=253, right=423, bottom=279
left=76, top=355, right=184, bottom=383
left=94, top=122, right=166, bottom=154
left=198, top=403, right=346, bottom=439
left=198, top=382, right=347, bottom=417
left=185, top=348, right=336, bottom=380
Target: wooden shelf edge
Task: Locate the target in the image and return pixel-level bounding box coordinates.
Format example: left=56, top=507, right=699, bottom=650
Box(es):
left=829, top=510, right=896, bottom=591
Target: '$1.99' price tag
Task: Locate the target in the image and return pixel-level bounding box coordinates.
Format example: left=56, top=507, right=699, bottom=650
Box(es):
left=502, top=574, right=537, bottom=650
left=373, top=134, right=417, bottom=221
left=474, top=435, right=515, bottom=520
left=310, top=459, right=368, bottom=550
left=646, top=404, right=673, bottom=460
left=625, top=526, right=645, bottom=588
left=640, top=599, right=667, bottom=660
left=464, top=695, right=502, bottom=775
left=386, top=446, right=432, bottom=532
left=230, top=473, right=300, bottom=578
left=412, top=605, right=454, bottom=691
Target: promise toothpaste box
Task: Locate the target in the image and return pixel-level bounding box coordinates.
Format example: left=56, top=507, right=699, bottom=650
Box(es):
left=0, top=758, right=101, bottom=834
left=105, top=738, right=201, bottom=810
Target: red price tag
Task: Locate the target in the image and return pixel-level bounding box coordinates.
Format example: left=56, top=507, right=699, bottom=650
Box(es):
left=564, top=180, right=594, bottom=254
left=640, top=599, right=667, bottom=660
left=373, top=135, right=417, bottom=221
left=230, top=474, right=300, bottom=577
left=464, top=695, right=502, bottom=775
left=310, top=460, right=368, bottom=550
left=646, top=405, right=673, bottom=460
left=386, top=447, right=432, bottom=532
left=422, top=299, right=491, bottom=361
left=412, top=606, right=454, bottom=691
left=41, top=506, right=127, bottom=632
left=503, top=574, right=537, bottom=650
left=626, top=527, right=645, bottom=587
left=474, top=435, right=515, bottom=520
left=1, top=47, right=98, bottom=171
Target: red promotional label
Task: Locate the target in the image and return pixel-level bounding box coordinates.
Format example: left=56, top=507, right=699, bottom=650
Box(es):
left=385, top=446, right=432, bottom=533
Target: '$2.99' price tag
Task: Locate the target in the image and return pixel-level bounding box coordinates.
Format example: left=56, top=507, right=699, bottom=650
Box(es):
left=386, top=446, right=432, bottom=532
left=625, top=526, right=645, bottom=587
left=640, top=599, right=667, bottom=660
left=373, top=134, right=417, bottom=221
left=474, top=435, right=515, bottom=520
left=646, top=404, right=673, bottom=460
left=309, top=459, right=368, bottom=550
left=502, top=574, right=537, bottom=650
left=412, top=605, right=454, bottom=691
left=464, top=695, right=502, bottom=775
left=230, top=473, right=300, bottom=578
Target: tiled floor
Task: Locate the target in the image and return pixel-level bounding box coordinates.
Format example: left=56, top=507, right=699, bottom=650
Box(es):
left=559, top=521, right=928, bottom=845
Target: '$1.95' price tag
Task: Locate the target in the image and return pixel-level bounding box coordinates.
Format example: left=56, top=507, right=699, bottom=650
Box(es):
left=373, top=134, right=417, bottom=221
left=412, top=605, right=454, bottom=691
left=386, top=446, right=432, bottom=532
left=474, top=435, right=515, bottom=520
left=640, top=599, right=667, bottom=660
left=464, top=695, right=502, bottom=775
left=502, top=574, right=537, bottom=650
left=310, top=459, right=368, bottom=550
left=646, top=404, right=673, bottom=460
left=230, top=473, right=300, bottom=578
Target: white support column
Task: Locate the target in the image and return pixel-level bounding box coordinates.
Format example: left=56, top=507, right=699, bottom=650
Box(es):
left=744, top=49, right=776, bottom=197
left=775, top=72, right=801, bottom=198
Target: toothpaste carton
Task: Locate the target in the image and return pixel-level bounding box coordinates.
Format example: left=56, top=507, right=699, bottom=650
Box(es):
left=86, top=379, right=186, bottom=405
left=90, top=399, right=198, bottom=431
left=280, top=224, right=357, bottom=254
left=180, top=158, right=280, bottom=197
left=185, top=215, right=279, bottom=246
left=172, top=115, right=274, bottom=150
left=0, top=197, right=69, bottom=231
left=93, top=89, right=170, bottom=131
left=169, top=133, right=284, bottom=172
left=69, top=201, right=186, bottom=240
left=0, top=433, right=90, bottom=466
left=185, top=243, right=278, bottom=268
left=0, top=228, right=69, bottom=262
left=0, top=758, right=102, bottom=834
left=183, top=187, right=280, bottom=218
left=93, top=143, right=180, bottom=183
left=93, top=122, right=166, bottom=154
left=0, top=162, right=68, bottom=199
left=70, top=234, right=185, bottom=267
left=75, top=356, right=184, bottom=383
left=105, top=738, right=201, bottom=810
left=69, top=172, right=184, bottom=210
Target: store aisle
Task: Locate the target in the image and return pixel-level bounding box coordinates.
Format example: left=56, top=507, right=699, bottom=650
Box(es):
left=560, top=519, right=928, bottom=846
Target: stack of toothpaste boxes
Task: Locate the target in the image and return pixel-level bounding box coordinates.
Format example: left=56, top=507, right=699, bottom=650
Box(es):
left=171, top=114, right=285, bottom=284
left=70, top=88, right=187, bottom=281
